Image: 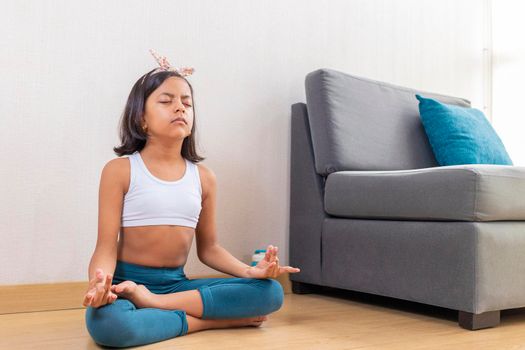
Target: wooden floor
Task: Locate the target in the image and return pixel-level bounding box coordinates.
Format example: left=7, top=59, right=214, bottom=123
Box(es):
left=3, top=289, right=525, bottom=349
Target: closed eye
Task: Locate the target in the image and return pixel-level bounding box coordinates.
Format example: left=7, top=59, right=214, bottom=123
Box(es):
left=160, top=101, right=192, bottom=107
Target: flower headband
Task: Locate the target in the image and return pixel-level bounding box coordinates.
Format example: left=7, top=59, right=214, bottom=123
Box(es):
left=141, top=49, right=194, bottom=84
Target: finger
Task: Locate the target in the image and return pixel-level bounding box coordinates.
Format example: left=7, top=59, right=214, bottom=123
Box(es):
left=111, top=284, right=125, bottom=294
left=102, top=278, right=113, bottom=301
left=112, top=281, right=128, bottom=293
left=273, top=247, right=279, bottom=261
left=275, top=257, right=282, bottom=273
left=94, top=284, right=106, bottom=304
left=83, top=294, right=91, bottom=307
left=96, top=270, right=105, bottom=283
left=267, top=246, right=277, bottom=263
left=264, top=262, right=276, bottom=278
left=286, top=266, right=301, bottom=273
left=265, top=246, right=273, bottom=261
left=84, top=287, right=96, bottom=300
left=274, top=260, right=281, bottom=277
left=273, top=267, right=280, bottom=278
left=83, top=291, right=95, bottom=307
left=89, top=272, right=103, bottom=288
left=104, top=274, right=112, bottom=291
left=280, top=266, right=301, bottom=274
left=107, top=292, right=117, bottom=304
left=269, top=261, right=278, bottom=278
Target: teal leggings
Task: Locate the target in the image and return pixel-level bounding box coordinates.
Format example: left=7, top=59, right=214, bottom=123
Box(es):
left=85, top=260, right=284, bottom=348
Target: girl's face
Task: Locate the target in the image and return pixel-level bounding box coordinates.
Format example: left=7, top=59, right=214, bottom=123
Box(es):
left=143, top=76, right=194, bottom=140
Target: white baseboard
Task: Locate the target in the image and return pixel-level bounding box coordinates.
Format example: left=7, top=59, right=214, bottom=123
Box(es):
left=0, top=273, right=291, bottom=315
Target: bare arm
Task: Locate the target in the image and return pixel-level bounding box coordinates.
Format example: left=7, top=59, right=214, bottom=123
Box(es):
left=83, top=158, right=127, bottom=307
left=195, top=164, right=301, bottom=279
left=195, top=164, right=252, bottom=278
left=88, top=246, right=117, bottom=281
left=199, top=244, right=252, bottom=278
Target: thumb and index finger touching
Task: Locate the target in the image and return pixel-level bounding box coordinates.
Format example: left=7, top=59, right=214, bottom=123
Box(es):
left=265, top=244, right=301, bottom=273
left=83, top=268, right=116, bottom=307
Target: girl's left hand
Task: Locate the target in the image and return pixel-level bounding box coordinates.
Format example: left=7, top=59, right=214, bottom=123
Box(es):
left=246, top=245, right=300, bottom=279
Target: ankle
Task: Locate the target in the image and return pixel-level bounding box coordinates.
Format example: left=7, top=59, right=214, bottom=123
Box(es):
left=186, top=315, right=213, bottom=333
left=140, top=285, right=157, bottom=307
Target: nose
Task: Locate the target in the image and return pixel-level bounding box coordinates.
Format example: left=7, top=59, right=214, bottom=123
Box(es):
left=173, top=99, right=186, bottom=113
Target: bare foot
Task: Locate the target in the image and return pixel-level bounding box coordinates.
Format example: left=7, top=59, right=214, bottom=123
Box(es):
left=222, top=315, right=268, bottom=328
left=187, top=315, right=269, bottom=333
left=110, top=280, right=154, bottom=308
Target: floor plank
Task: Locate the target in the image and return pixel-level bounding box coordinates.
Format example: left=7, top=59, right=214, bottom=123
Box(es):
left=0, top=274, right=291, bottom=315
left=2, top=290, right=525, bottom=349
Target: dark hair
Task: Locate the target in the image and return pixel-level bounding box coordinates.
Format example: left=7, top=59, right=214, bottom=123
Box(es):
left=113, top=69, right=205, bottom=163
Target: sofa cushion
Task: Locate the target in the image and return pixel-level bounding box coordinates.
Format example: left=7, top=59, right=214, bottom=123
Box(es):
left=305, top=69, right=471, bottom=176
left=324, top=165, right=525, bottom=221
left=416, top=94, right=513, bottom=166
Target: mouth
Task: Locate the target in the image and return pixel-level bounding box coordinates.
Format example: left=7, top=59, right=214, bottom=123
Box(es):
left=171, top=118, right=186, bottom=125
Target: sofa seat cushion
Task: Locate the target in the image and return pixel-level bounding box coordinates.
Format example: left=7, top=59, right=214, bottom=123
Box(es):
left=324, top=165, right=525, bottom=221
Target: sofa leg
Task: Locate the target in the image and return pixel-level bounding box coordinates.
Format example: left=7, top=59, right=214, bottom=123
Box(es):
left=291, top=281, right=322, bottom=294
left=458, top=310, right=500, bottom=330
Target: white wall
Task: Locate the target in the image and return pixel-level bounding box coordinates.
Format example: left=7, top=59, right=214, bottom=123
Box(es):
left=492, top=0, right=525, bottom=165
left=0, top=0, right=485, bottom=285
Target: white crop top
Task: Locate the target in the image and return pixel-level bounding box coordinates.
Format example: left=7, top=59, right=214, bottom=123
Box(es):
left=121, top=151, right=202, bottom=228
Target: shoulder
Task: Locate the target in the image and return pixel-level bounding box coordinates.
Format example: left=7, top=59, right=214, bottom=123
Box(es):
left=100, top=157, right=131, bottom=193
left=102, top=157, right=130, bottom=175
left=195, top=162, right=216, bottom=199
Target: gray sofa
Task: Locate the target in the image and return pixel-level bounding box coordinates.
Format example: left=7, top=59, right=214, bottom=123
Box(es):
left=289, top=68, right=525, bottom=330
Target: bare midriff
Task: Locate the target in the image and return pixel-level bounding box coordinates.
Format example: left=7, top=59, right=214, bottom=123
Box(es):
left=117, top=225, right=195, bottom=268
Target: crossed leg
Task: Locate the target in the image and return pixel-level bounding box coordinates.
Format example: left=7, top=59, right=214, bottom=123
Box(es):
left=111, top=276, right=284, bottom=333
left=111, top=281, right=205, bottom=317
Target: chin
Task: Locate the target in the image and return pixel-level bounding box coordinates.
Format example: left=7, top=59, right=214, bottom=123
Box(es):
left=166, top=132, right=187, bottom=139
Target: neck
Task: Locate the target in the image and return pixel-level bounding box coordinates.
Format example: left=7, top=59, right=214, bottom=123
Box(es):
left=141, top=138, right=185, bottom=163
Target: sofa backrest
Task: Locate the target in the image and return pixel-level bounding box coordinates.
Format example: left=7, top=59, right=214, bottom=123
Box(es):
left=305, top=69, right=471, bottom=176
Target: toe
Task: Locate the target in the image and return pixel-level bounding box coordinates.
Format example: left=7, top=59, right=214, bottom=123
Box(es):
left=115, top=282, right=128, bottom=293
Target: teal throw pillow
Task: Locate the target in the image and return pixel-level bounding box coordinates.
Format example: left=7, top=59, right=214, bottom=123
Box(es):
left=415, top=94, right=513, bottom=166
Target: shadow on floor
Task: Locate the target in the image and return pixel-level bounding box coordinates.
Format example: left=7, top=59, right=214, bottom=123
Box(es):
left=295, top=284, right=525, bottom=326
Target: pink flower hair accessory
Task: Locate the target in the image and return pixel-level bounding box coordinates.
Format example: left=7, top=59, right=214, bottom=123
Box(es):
left=141, top=49, right=194, bottom=84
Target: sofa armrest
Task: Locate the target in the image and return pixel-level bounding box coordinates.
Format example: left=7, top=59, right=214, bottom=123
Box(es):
left=289, top=103, right=327, bottom=284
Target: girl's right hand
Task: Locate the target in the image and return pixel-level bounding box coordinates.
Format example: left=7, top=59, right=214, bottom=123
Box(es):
left=82, top=268, right=118, bottom=308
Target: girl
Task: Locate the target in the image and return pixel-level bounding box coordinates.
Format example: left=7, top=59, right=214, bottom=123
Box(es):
left=83, top=50, right=300, bottom=348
